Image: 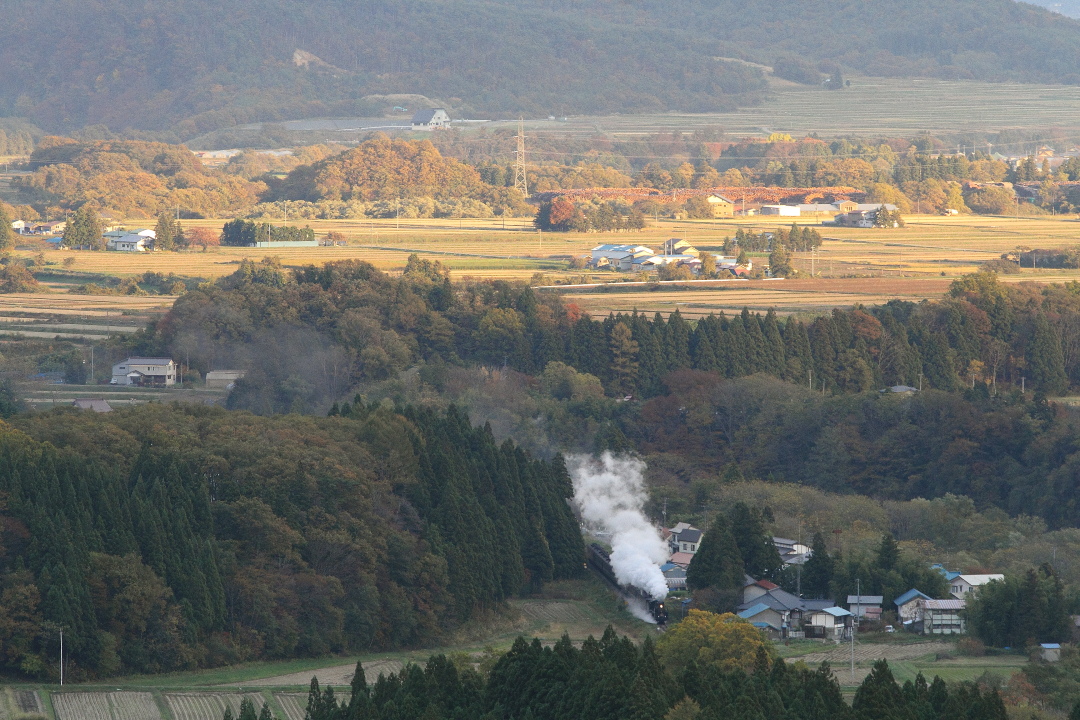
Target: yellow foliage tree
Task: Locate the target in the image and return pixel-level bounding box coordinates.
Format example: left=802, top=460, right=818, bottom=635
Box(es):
left=655, top=609, right=772, bottom=675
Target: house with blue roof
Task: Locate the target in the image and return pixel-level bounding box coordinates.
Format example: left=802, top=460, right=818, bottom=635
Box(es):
left=931, top=563, right=962, bottom=582
left=805, top=607, right=852, bottom=642
left=738, top=603, right=783, bottom=635
left=895, top=588, right=932, bottom=624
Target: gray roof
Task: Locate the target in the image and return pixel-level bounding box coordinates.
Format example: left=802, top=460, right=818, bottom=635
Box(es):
left=847, top=595, right=884, bottom=605
left=739, top=588, right=805, bottom=613
left=801, top=598, right=836, bottom=612
left=677, top=528, right=702, bottom=543
left=411, top=108, right=446, bottom=124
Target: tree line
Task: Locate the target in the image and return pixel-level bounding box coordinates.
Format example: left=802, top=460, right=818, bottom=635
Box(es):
left=0, top=403, right=582, bottom=679
left=233, top=624, right=1018, bottom=720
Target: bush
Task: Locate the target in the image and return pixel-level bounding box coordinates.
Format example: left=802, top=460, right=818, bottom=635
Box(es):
left=958, top=637, right=988, bottom=657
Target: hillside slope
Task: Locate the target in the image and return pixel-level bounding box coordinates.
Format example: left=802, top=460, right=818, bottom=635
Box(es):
left=2, top=0, right=1080, bottom=136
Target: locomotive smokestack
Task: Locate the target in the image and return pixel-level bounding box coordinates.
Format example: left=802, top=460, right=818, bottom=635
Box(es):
left=569, top=453, right=669, bottom=600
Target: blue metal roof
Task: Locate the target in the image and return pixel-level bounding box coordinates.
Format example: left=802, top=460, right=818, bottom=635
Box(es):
left=1041, top=643, right=1061, bottom=649
left=738, top=603, right=772, bottom=619
left=894, top=589, right=931, bottom=607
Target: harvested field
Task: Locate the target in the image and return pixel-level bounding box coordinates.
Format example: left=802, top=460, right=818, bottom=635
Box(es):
left=239, top=658, right=400, bottom=687
left=516, top=600, right=593, bottom=624
left=274, top=694, right=308, bottom=720
left=11, top=689, right=44, bottom=715
left=558, top=277, right=953, bottom=318
left=53, top=691, right=161, bottom=720
left=107, top=693, right=162, bottom=720
left=164, top=692, right=265, bottom=720
left=53, top=692, right=113, bottom=720
left=796, top=641, right=952, bottom=667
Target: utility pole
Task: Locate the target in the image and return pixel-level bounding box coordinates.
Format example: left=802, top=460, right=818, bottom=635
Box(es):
left=513, top=118, right=528, bottom=198
left=851, top=578, right=859, bottom=684
left=60, top=628, right=63, bottom=685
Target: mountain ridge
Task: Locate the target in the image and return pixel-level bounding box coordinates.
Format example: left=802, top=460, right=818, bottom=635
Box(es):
left=2, top=0, right=1080, bottom=138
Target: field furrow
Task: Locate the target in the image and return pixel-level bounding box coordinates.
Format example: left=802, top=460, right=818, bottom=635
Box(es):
left=108, top=692, right=162, bottom=720
left=53, top=692, right=112, bottom=720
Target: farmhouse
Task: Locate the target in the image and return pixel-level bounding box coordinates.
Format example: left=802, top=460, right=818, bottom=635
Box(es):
left=917, top=599, right=966, bottom=635
left=738, top=603, right=784, bottom=635
left=111, top=357, right=177, bottom=387
left=411, top=108, right=451, bottom=130
left=894, top=588, right=932, bottom=624
left=34, top=221, right=66, bottom=234
left=589, top=244, right=654, bottom=270
left=661, top=238, right=699, bottom=256
left=773, top=536, right=811, bottom=565
left=705, top=195, right=735, bottom=218
left=113, top=234, right=151, bottom=252
left=10, top=220, right=29, bottom=234
left=670, top=525, right=703, bottom=554
left=847, top=594, right=883, bottom=620
left=805, top=607, right=852, bottom=641
left=949, top=574, right=1004, bottom=599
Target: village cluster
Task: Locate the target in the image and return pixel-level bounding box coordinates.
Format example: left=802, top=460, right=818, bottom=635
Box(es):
left=659, top=523, right=1029, bottom=647
left=587, top=238, right=750, bottom=275
left=9, top=220, right=160, bottom=251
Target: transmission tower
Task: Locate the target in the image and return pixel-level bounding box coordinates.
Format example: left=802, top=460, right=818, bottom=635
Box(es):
left=513, top=118, right=528, bottom=197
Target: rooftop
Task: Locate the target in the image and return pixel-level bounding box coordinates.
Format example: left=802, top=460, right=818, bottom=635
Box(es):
left=894, top=589, right=931, bottom=607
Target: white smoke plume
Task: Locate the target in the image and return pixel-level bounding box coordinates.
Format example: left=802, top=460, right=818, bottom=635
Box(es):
left=569, top=453, right=670, bottom=600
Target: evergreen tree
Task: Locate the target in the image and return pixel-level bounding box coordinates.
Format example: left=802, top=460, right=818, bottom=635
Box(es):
left=154, top=213, right=178, bottom=251
left=727, top=502, right=784, bottom=580
left=62, top=205, right=103, bottom=250
left=1028, top=314, right=1067, bottom=395
left=685, top=517, right=744, bottom=603
left=666, top=310, right=692, bottom=371
left=609, top=322, right=639, bottom=396
left=852, top=660, right=914, bottom=720
left=237, top=698, right=258, bottom=720
left=876, top=534, right=900, bottom=572
left=801, top=533, right=835, bottom=598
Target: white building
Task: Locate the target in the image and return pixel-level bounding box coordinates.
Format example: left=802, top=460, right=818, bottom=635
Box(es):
left=411, top=108, right=451, bottom=130
left=949, top=574, right=1004, bottom=599
left=760, top=205, right=801, bottom=217
left=111, top=357, right=176, bottom=387
left=105, top=228, right=155, bottom=251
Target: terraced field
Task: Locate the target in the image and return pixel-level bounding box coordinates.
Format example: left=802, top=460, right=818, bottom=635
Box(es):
left=52, top=692, right=160, bottom=720
left=164, top=693, right=266, bottom=720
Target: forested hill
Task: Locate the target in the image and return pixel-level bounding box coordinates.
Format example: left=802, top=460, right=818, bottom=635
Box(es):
left=0, top=404, right=584, bottom=679
left=2, top=0, right=1080, bottom=136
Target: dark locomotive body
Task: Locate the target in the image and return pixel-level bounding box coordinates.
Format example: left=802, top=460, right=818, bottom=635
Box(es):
left=587, top=543, right=668, bottom=625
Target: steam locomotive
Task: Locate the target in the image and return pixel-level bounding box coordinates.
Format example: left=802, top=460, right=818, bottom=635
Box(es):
left=587, top=543, right=669, bottom=626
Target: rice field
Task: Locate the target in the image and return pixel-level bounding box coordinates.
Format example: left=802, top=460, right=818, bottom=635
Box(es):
left=164, top=693, right=266, bottom=720
left=10, top=213, right=1080, bottom=319
left=52, top=692, right=160, bottom=720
